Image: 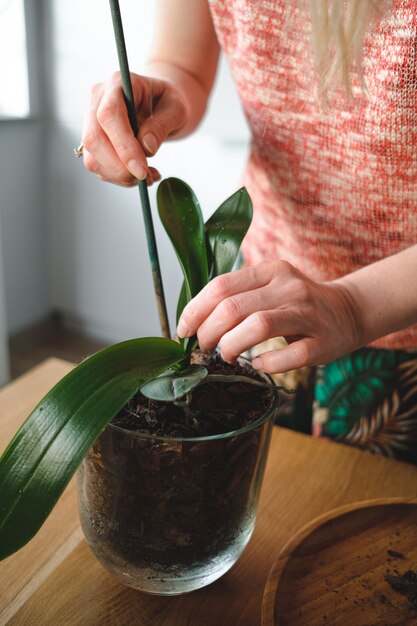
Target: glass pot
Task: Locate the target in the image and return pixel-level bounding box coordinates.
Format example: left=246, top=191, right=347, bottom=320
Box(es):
left=77, top=367, right=277, bottom=595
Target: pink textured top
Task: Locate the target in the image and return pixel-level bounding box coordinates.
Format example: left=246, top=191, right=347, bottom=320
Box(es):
left=208, top=0, right=417, bottom=350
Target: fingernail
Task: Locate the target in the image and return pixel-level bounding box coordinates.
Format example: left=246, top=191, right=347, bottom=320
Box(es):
left=252, top=357, right=263, bottom=369
left=127, top=160, right=147, bottom=180
left=177, top=319, right=189, bottom=338
left=142, top=133, right=159, bottom=155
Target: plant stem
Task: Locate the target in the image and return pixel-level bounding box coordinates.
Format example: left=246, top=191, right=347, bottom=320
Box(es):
left=108, top=0, right=171, bottom=339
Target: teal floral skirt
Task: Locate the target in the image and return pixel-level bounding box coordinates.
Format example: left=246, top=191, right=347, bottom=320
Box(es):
left=250, top=340, right=417, bottom=465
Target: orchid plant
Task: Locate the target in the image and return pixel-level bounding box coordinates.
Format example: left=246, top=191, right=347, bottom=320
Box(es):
left=0, top=177, right=260, bottom=561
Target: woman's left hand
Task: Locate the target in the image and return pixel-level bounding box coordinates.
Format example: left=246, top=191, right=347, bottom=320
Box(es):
left=176, top=260, right=363, bottom=373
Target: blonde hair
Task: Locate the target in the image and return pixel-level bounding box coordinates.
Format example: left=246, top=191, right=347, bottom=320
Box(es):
left=309, top=0, right=391, bottom=97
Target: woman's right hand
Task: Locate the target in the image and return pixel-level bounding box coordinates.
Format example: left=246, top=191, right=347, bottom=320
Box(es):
left=82, top=71, right=189, bottom=187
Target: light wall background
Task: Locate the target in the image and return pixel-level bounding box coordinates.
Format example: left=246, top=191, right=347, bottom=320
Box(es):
left=0, top=0, right=250, bottom=347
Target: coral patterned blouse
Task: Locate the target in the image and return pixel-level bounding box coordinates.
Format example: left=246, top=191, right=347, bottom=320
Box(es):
left=208, top=0, right=417, bottom=350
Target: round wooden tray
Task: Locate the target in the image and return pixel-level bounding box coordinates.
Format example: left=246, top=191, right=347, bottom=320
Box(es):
left=262, top=498, right=417, bottom=626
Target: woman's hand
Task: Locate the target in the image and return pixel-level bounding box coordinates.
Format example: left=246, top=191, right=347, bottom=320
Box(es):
left=82, top=0, right=219, bottom=186
left=82, top=72, right=189, bottom=187
left=177, top=260, right=363, bottom=374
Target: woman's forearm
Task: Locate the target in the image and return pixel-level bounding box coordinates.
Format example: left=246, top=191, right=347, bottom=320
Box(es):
left=145, top=0, right=220, bottom=138
left=335, top=244, right=417, bottom=345
left=144, top=60, right=216, bottom=138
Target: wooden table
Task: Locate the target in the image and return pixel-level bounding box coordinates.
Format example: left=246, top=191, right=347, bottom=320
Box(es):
left=1, top=358, right=417, bottom=626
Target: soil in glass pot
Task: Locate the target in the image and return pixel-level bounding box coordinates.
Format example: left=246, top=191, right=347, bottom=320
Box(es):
left=77, top=352, right=277, bottom=595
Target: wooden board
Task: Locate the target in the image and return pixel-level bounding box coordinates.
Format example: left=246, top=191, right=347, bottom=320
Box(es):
left=3, top=360, right=417, bottom=625
left=262, top=498, right=417, bottom=626
left=0, top=359, right=81, bottom=625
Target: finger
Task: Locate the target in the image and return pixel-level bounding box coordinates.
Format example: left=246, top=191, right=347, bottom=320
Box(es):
left=251, top=338, right=320, bottom=374
left=218, top=310, right=306, bottom=363
left=138, top=86, right=187, bottom=157
left=96, top=74, right=148, bottom=180
left=99, top=165, right=160, bottom=188
left=196, top=283, right=301, bottom=354
left=147, top=166, right=161, bottom=186
left=83, top=82, right=140, bottom=185
left=177, top=262, right=283, bottom=338
left=83, top=116, right=138, bottom=186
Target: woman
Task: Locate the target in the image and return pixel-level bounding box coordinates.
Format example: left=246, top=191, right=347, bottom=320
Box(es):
left=82, top=0, right=417, bottom=463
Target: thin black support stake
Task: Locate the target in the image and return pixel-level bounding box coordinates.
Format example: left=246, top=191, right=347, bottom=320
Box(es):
left=108, top=0, right=171, bottom=340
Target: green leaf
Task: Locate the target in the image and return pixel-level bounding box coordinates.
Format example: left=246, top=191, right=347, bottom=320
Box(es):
left=140, top=364, right=208, bottom=401
left=0, top=337, right=184, bottom=560
left=174, top=186, right=252, bottom=355
left=176, top=280, right=188, bottom=325
left=205, top=187, right=252, bottom=279
left=174, top=187, right=252, bottom=321
left=174, top=282, right=197, bottom=355
left=157, top=178, right=208, bottom=303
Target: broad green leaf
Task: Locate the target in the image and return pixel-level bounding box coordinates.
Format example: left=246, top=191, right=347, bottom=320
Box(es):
left=174, top=187, right=253, bottom=321
left=205, top=187, right=253, bottom=279
left=157, top=178, right=208, bottom=304
left=0, top=337, right=184, bottom=560
left=140, top=364, right=208, bottom=401
left=175, top=187, right=252, bottom=355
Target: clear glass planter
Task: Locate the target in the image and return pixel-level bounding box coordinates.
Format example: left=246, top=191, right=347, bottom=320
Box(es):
left=77, top=369, right=277, bottom=595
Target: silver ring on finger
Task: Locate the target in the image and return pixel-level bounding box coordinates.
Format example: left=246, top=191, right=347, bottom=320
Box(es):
left=73, top=142, right=84, bottom=158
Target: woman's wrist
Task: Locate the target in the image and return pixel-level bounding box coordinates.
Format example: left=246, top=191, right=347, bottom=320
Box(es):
left=328, top=276, right=380, bottom=350
left=326, top=280, right=368, bottom=350
left=144, top=60, right=210, bottom=137
left=331, top=244, right=417, bottom=346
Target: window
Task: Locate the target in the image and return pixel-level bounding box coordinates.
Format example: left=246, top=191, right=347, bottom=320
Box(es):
left=0, top=0, right=29, bottom=117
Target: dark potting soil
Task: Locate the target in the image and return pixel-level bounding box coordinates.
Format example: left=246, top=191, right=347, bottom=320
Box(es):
left=112, top=351, right=273, bottom=437
left=80, top=352, right=276, bottom=582
left=385, top=570, right=417, bottom=611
